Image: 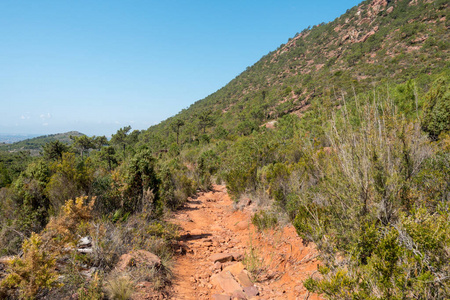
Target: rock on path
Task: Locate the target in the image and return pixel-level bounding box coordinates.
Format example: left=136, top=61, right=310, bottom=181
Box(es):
left=170, top=185, right=322, bottom=300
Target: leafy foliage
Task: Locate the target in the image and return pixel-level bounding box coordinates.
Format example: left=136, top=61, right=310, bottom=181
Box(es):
left=1, top=233, right=60, bottom=299
left=422, top=75, right=450, bottom=139
left=251, top=210, right=278, bottom=231
left=290, top=94, right=450, bottom=299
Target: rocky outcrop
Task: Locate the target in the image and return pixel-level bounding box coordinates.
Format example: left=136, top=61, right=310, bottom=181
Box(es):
left=116, top=250, right=161, bottom=272
left=368, top=0, right=389, bottom=17
left=211, top=262, right=259, bottom=300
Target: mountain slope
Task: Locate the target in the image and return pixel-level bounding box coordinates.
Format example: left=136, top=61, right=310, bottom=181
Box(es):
left=140, top=0, right=448, bottom=145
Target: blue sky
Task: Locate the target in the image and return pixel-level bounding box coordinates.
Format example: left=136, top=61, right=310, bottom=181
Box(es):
left=0, top=0, right=362, bottom=136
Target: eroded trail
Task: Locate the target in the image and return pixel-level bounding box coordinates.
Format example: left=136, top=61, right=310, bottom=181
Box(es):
left=170, top=185, right=321, bottom=300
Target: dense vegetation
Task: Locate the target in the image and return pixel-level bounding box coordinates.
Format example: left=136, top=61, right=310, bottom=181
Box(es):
left=0, top=0, right=448, bottom=299
left=0, top=128, right=189, bottom=298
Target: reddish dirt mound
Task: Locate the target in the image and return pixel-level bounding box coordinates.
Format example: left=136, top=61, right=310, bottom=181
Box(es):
left=169, top=185, right=322, bottom=300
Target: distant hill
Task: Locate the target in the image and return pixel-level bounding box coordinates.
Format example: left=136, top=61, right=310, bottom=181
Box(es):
left=0, top=131, right=85, bottom=154
left=140, top=0, right=449, bottom=145
left=0, top=134, right=40, bottom=144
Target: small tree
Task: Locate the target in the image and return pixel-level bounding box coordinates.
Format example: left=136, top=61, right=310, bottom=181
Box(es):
left=198, top=111, right=214, bottom=134
left=171, top=119, right=185, bottom=145
left=1, top=233, right=59, bottom=299
left=123, top=150, right=160, bottom=214
left=92, top=135, right=108, bottom=149
left=111, top=126, right=132, bottom=159
left=99, top=146, right=117, bottom=171
left=71, top=135, right=94, bottom=159
left=46, top=153, right=94, bottom=211
left=41, top=141, right=69, bottom=161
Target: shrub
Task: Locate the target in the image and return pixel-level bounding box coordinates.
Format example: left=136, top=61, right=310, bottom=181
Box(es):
left=158, top=162, right=196, bottom=210
left=46, top=153, right=94, bottom=212
left=122, top=150, right=160, bottom=214
left=294, top=92, right=450, bottom=298
left=223, top=137, right=261, bottom=199
left=251, top=210, right=278, bottom=231
left=243, top=243, right=266, bottom=281
left=44, top=196, right=95, bottom=251
left=260, top=162, right=292, bottom=208
left=77, top=271, right=104, bottom=300
left=0, top=233, right=60, bottom=299
left=104, top=274, right=134, bottom=300
left=422, top=75, right=450, bottom=140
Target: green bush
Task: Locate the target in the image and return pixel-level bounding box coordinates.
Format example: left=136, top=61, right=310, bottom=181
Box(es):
left=422, top=75, right=450, bottom=140
left=293, top=92, right=450, bottom=298
left=251, top=210, right=278, bottom=231
left=123, top=150, right=160, bottom=214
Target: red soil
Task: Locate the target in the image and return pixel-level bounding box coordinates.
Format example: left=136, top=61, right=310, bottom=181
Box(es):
left=169, top=185, right=322, bottom=300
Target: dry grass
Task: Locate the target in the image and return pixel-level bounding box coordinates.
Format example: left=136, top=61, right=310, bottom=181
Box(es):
left=104, top=274, right=134, bottom=300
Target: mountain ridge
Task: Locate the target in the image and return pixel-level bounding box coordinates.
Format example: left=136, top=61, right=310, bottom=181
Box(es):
left=139, top=0, right=448, bottom=147
left=0, top=131, right=85, bottom=154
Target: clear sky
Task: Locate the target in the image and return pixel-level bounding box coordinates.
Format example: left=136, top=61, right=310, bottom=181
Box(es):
left=0, top=0, right=362, bottom=136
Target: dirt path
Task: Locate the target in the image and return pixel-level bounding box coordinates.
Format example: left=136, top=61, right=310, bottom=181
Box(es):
left=169, top=185, right=321, bottom=300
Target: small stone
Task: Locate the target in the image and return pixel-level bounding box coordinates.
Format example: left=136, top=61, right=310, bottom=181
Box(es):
left=211, top=271, right=243, bottom=295
left=236, top=270, right=253, bottom=288
left=235, top=222, right=248, bottom=231
left=213, top=262, right=223, bottom=271
left=223, top=262, right=245, bottom=277
left=210, top=253, right=234, bottom=263
left=244, top=286, right=259, bottom=297
left=229, top=253, right=243, bottom=261
left=77, top=236, right=92, bottom=248
left=77, top=248, right=93, bottom=253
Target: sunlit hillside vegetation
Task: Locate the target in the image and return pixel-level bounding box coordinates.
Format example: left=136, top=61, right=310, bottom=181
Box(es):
left=0, top=0, right=449, bottom=298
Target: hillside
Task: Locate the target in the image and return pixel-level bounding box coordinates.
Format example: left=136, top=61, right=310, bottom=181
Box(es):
left=0, top=135, right=40, bottom=144
left=141, top=0, right=448, bottom=145
left=0, top=131, right=84, bottom=154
